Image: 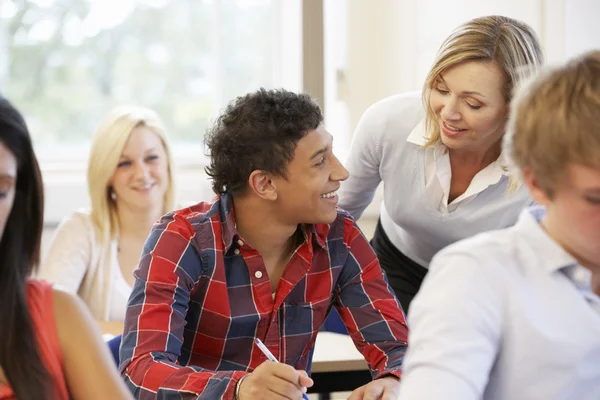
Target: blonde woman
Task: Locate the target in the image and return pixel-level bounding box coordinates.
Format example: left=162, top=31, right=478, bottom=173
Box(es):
left=337, top=15, right=543, bottom=311
left=399, top=50, right=600, bottom=400
left=39, top=106, right=176, bottom=322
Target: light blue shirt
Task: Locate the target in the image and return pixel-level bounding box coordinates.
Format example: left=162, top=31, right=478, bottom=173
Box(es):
left=399, top=206, right=600, bottom=400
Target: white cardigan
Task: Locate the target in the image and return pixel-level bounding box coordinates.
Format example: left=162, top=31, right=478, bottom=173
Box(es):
left=39, top=210, right=122, bottom=321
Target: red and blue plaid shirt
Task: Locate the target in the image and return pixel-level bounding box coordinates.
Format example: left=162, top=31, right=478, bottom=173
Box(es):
left=119, top=194, right=408, bottom=399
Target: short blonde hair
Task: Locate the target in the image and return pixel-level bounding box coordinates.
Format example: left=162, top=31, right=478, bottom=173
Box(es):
left=422, top=15, right=544, bottom=147
left=504, top=50, right=600, bottom=196
left=87, top=106, right=176, bottom=244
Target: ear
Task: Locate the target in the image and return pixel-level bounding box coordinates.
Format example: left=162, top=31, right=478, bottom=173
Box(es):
left=522, top=167, right=550, bottom=206
left=247, top=170, right=277, bottom=201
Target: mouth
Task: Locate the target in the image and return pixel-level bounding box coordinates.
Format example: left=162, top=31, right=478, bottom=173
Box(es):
left=320, top=189, right=338, bottom=202
left=132, top=182, right=155, bottom=192
left=441, top=121, right=468, bottom=137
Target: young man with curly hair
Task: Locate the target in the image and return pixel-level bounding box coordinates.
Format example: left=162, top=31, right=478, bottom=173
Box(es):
left=119, top=89, right=408, bottom=400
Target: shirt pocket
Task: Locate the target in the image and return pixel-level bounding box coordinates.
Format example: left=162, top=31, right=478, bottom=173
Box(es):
left=282, top=299, right=330, bottom=336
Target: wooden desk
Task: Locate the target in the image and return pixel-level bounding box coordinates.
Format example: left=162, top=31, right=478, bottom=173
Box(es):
left=312, top=332, right=367, bottom=373
left=98, top=321, right=124, bottom=338
left=309, top=332, right=371, bottom=398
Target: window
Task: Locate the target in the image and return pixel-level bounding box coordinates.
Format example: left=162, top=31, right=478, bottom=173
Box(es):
left=0, top=0, right=302, bottom=166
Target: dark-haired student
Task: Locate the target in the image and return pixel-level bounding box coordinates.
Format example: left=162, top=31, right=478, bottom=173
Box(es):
left=119, top=88, right=408, bottom=400
left=0, top=96, right=132, bottom=400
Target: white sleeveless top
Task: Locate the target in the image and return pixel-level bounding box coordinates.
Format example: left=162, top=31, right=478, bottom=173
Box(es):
left=108, top=264, right=133, bottom=322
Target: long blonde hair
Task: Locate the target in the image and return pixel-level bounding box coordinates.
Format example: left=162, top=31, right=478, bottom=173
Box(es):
left=422, top=15, right=543, bottom=147
left=87, top=106, right=175, bottom=245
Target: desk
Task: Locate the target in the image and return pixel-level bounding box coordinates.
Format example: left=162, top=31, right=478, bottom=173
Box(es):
left=312, top=332, right=367, bottom=373
left=309, top=332, right=371, bottom=398
left=98, top=321, right=124, bottom=338
left=99, top=325, right=371, bottom=397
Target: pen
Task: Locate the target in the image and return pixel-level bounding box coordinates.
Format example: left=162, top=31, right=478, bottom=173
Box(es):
left=254, top=338, right=310, bottom=400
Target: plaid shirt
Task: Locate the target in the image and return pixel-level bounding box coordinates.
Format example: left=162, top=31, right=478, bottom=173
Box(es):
left=119, top=194, right=408, bottom=399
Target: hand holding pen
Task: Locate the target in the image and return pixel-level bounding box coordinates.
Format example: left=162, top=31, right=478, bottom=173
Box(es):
left=236, top=338, right=313, bottom=400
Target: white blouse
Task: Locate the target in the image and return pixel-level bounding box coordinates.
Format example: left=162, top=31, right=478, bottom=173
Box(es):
left=337, top=91, right=532, bottom=267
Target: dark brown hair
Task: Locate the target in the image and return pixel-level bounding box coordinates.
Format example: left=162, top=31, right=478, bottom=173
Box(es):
left=0, top=95, right=49, bottom=399
left=204, top=88, right=323, bottom=195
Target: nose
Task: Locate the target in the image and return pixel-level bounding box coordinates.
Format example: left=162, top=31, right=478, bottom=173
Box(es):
left=440, top=97, right=461, bottom=121
left=132, top=161, right=151, bottom=181
left=331, top=155, right=349, bottom=182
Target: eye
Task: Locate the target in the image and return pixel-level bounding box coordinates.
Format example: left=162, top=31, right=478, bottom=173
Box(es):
left=145, top=154, right=159, bottom=162
left=585, top=196, right=600, bottom=205
left=435, top=87, right=449, bottom=95
left=0, top=192, right=7, bottom=199
left=117, top=160, right=132, bottom=168
left=466, top=102, right=481, bottom=110
left=314, top=156, right=327, bottom=167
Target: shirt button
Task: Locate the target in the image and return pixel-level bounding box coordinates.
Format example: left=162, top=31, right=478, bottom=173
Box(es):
left=234, top=249, right=240, bottom=255
left=237, top=239, right=244, bottom=247
left=255, top=271, right=263, bottom=279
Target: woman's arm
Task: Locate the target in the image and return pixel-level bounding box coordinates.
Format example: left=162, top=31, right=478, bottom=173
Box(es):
left=53, top=288, right=133, bottom=400
left=337, top=102, right=386, bottom=220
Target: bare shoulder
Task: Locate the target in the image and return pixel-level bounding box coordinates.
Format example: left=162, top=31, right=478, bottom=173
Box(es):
left=52, top=287, right=97, bottom=335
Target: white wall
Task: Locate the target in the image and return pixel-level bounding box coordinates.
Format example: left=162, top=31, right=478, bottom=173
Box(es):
left=331, top=0, right=600, bottom=219
left=564, top=0, right=600, bottom=59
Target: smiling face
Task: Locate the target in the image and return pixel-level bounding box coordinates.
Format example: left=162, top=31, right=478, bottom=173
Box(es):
left=429, top=60, right=508, bottom=154
left=0, top=141, right=17, bottom=241
left=109, top=125, right=169, bottom=212
left=271, top=124, right=349, bottom=225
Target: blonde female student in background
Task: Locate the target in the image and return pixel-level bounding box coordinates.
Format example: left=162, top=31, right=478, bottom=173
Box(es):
left=337, top=15, right=543, bottom=312
left=0, top=95, right=132, bottom=400
left=39, top=106, right=176, bottom=322
left=399, top=50, right=600, bottom=400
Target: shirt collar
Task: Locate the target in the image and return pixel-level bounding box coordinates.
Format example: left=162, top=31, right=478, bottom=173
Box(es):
left=218, top=193, right=238, bottom=254
left=218, top=192, right=329, bottom=253
left=515, top=206, right=579, bottom=274
left=407, top=118, right=509, bottom=175
left=406, top=118, right=428, bottom=145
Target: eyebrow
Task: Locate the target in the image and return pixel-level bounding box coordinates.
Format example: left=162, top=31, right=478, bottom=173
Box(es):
left=309, top=145, right=329, bottom=161
left=119, top=147, right=158, bottom=159
left=309, top=134, right=334, bottom=161
left=438, top=76, right=486, bottom=98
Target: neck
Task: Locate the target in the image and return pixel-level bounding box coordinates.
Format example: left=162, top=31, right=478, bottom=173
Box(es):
left=448, top=138, right=502, bottom=171
left=116, top=202, right=163, bottom=239
left=232, top=195, right=298, bottom=261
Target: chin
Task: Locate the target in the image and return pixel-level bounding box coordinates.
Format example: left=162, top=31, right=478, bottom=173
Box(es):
left=316, top=210, right=339, bottom=225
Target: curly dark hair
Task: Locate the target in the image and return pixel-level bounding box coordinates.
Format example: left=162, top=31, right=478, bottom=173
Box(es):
left=204, top=88, right=323, bottom=195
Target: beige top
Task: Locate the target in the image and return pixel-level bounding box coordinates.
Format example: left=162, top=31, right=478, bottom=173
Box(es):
left=39, top=210, right=126, bottom=321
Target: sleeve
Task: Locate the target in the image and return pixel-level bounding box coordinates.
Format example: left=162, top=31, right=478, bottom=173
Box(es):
left=118, top=213, right=246, bottom=399
left=334, top=217, right=408, bottom=380
left=397, top=250, right=506, bottom=399
left=38, top=212, right=94, bottom=294
left=336, top=101, right=387, bottom=221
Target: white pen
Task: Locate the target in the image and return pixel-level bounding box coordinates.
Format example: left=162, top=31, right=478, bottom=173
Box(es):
left=254, top=338, right=310, bottom=400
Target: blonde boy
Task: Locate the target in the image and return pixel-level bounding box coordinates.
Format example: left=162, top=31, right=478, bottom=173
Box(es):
left=399, top=51, right=600, bottom=400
